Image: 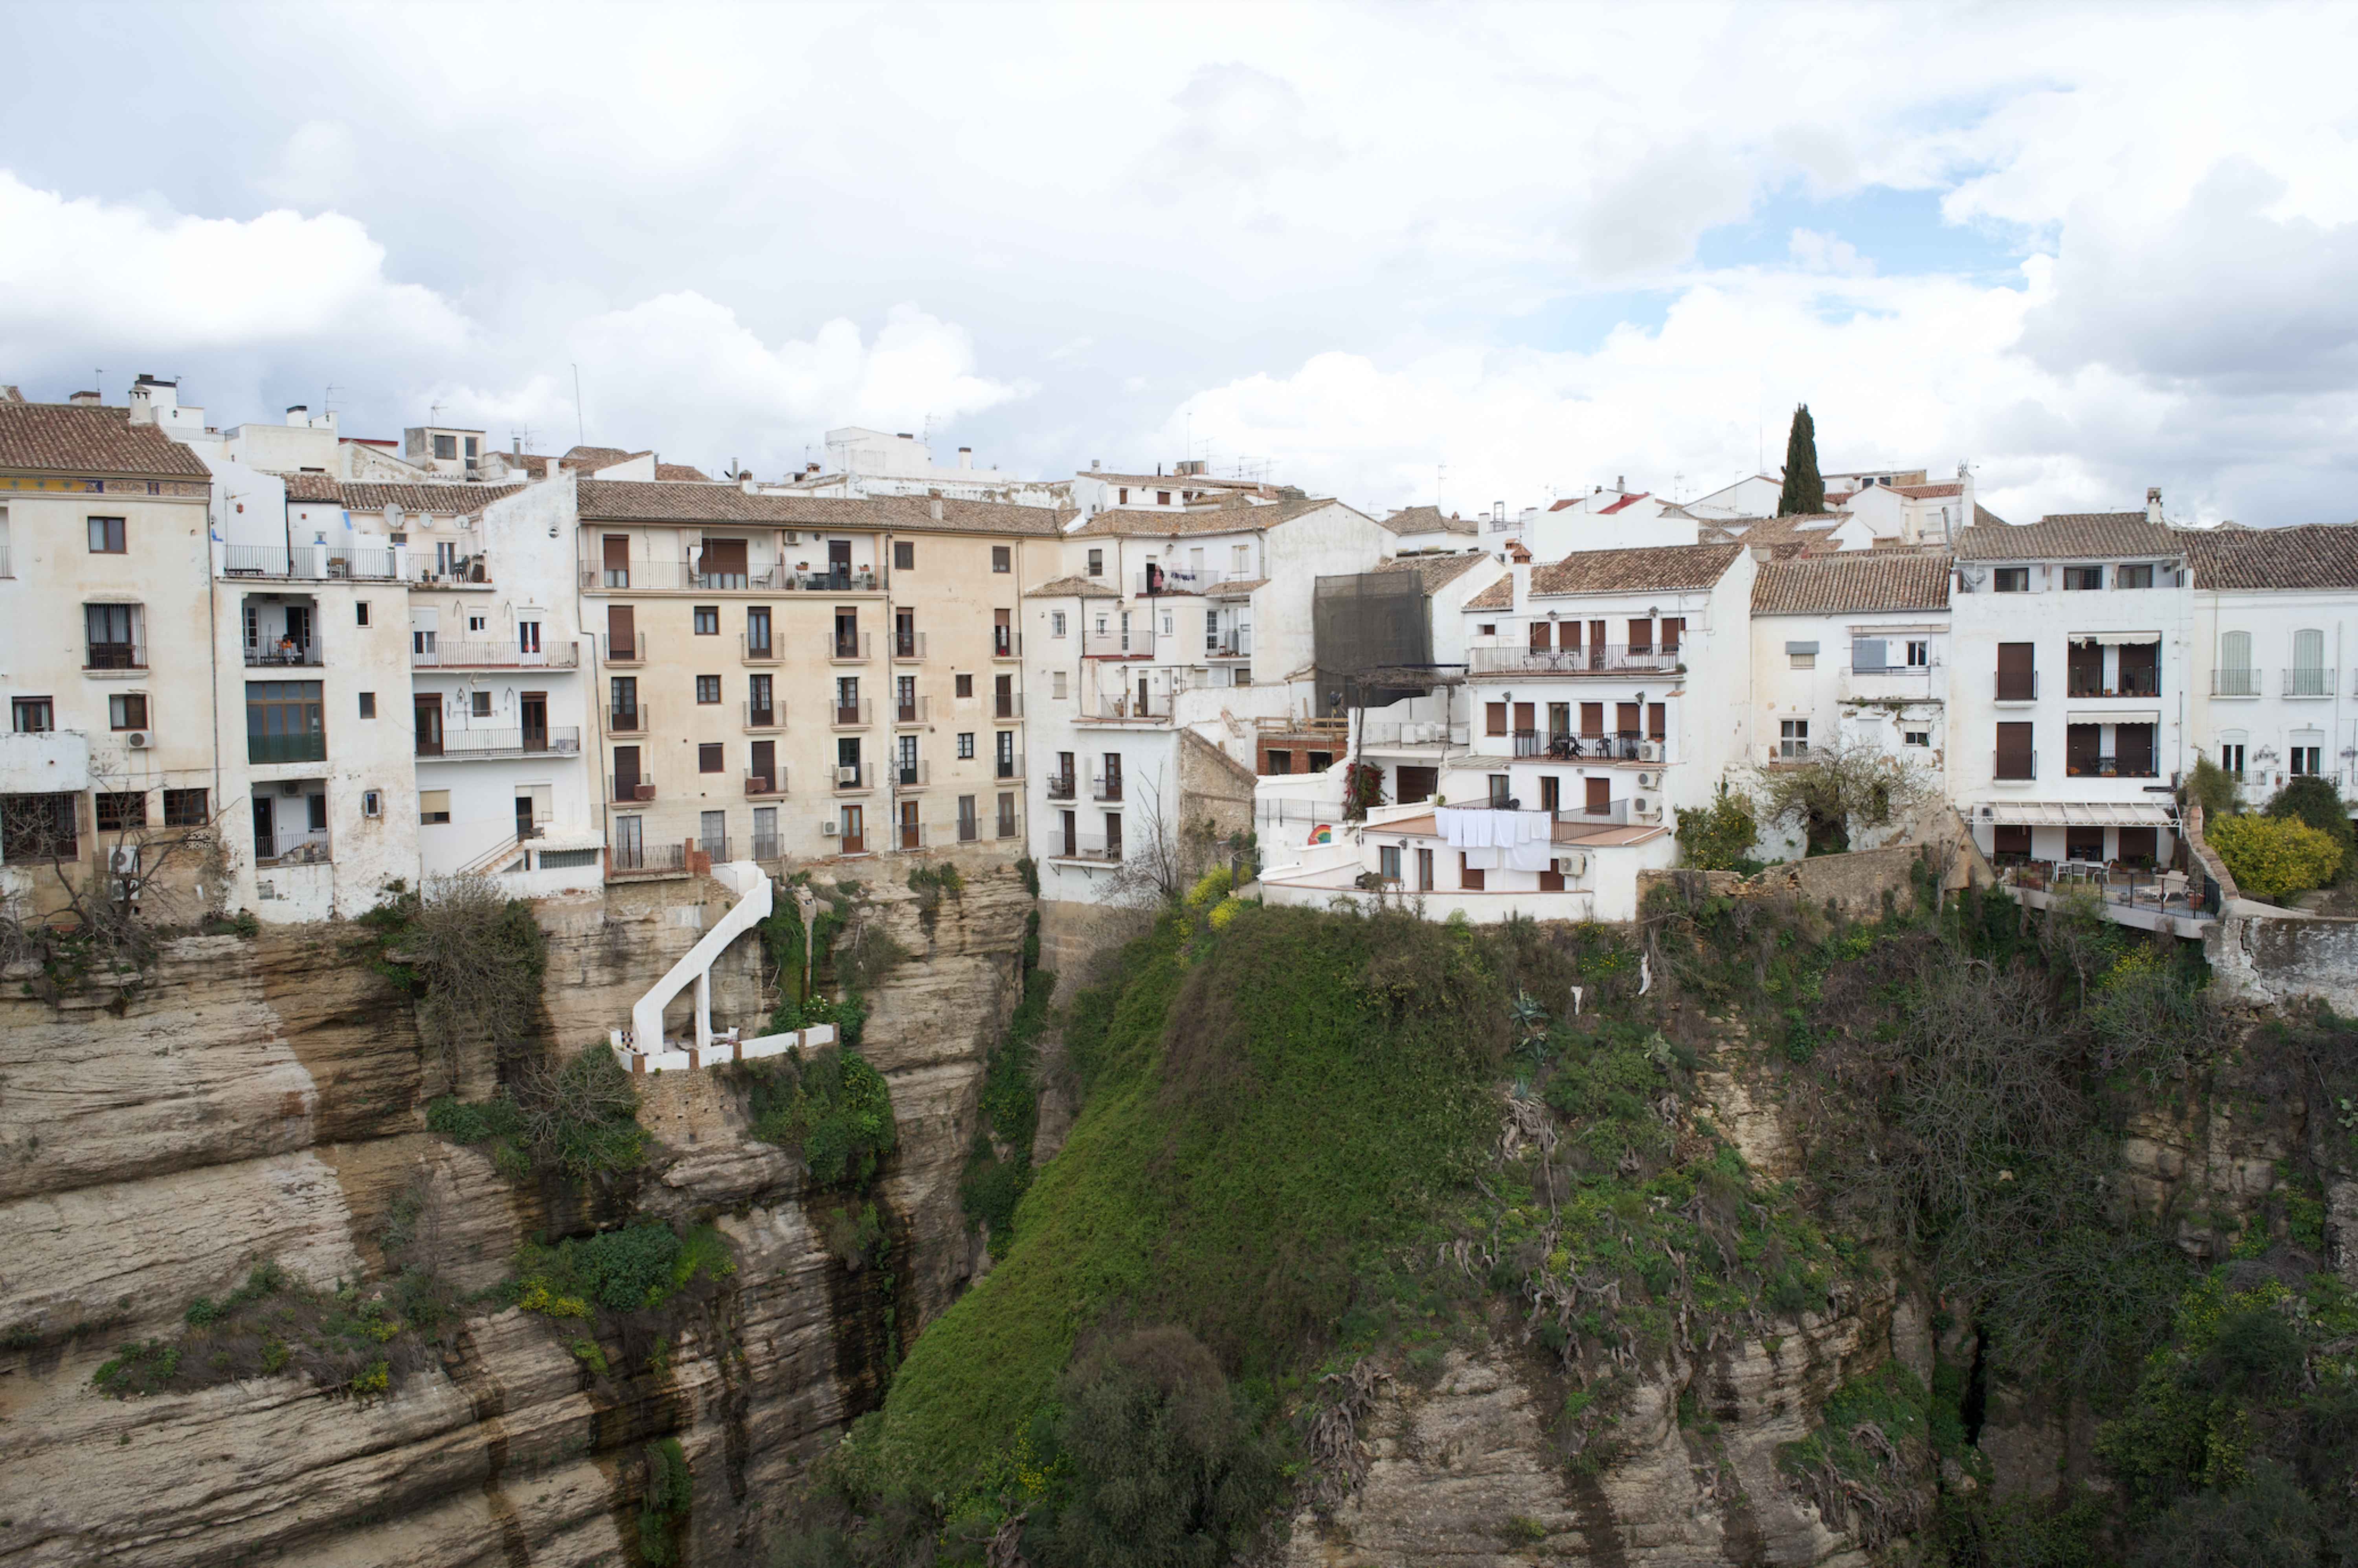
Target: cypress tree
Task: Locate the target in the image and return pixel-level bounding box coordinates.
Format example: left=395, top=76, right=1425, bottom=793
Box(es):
left=1777, top=404, right=1825, bottom=515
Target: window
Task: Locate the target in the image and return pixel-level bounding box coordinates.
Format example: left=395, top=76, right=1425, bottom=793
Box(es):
left=2292, top=742, right=2325, bottom=776
left=1994, top=567, right=2030, bottom=593
left=2219, top=631, right=2255, bottom=696
left=957, top=795, right=979, bottom=842
left=1995, top=721, right=2036, bottom=780
left=467, top=613, right=487, bottom=633
left=700, top=811, right=727, bottom=855
left=1996, top=642, right=2036, bottom=701
left=1787, top=643, right=1816, bottom=670
left=2063, top=566, right=2102, bottom=591
left=1478, top=623, right=1496, bottom=636
left=163, top=788, right=208, bottom=827
left=992, top=546, right=1011, bottom=573
left=693, top=606, right=718, bottom=635
left=2292, top=628, right=2329, bottom=696
left=696, top=675, right=722, bottom=704
left=95, top=790, right=146, bottom=831
left=1780, top=719, right=1809, bottom=759
left=2117, top=564, right=2154, bottom=589
left=1903, top=730, right=1930, bottom=747
left=1232, top=544, right=1249, bottom=575
left=959, top=732, right=975, bottom=758
left=420, top=789, right=452, bottom=824
left=1052, top=611, right=1068, bottom=637
left=997, top=731, right=1016, bottom=775
left=1087, top=549, right=1104, bottom=577
left=2, top=793, right=77, bottom=860
left=464, top=436, right=478, bottom=459
left=109, top=693, right=147, bottom=730
left=1906, top=639, right=1930, bottom=668
left=1052, top=669, right=1069, bottom=703
left=1852, top=638, right=1886, bottom=672
left=894, top=541, right=915, bottom=571
left=85, top=603, right=141, bottom=668
left=246, top=680, right=325, bottom=763
left=11, top=696, right=52, bottom=733
left=746, top=607, right=770, bottom=654
left=1486, top=701, right=1508, bottom=736
left=356, top=602, right=371, bottom=627
left=956, top=673, right=974, bottom=699
left=699, top=743, right=724, bottom=773
left=471, top=692, right=493, bottom=718
left=1379, top=844, right=1402, bottom=883
left=2218, top=740, right=2246, bottom=778
left=87, top=516, right=125, bottom=553
left=433, top=434, right=457, bottom=460
left=1264, top=750, right=1291, bottom=775
left=997, top=792, right=1017, bottom=838
left=362, top=790, right=382, bottom=819
left=1157, top=490, right=1171, bottom=505
left=1487, top=774, right=1510, bottom=805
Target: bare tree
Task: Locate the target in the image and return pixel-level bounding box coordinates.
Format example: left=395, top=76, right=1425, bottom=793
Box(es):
left=1102, top=777, right=1225, bottom=908
left=1751, top=733, right=1935, bottom=857
left=2, top=762, right=231, bottom=974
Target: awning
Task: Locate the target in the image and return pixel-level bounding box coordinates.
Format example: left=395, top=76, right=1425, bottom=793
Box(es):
left=2065, top=710, right=2161, bottom=726
left=1785, top=640, right=1819, bottom=655
left=1968, top=801, right=2177, bottom=827
left=2071, top=631, right=2162, bottom=646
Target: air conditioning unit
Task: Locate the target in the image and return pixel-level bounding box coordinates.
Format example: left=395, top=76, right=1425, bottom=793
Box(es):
left=633, top=783, right=657, bottom=801
left=783, top=530, right=801, bottom=543
left=1633, top=796, right=1655, bottom=815
left=125, top=731, right=149, bottom=749
left=820, top=820, right=839, bottom=836
left=836, top=766, right=861, bottom=785
left=1637, top=771, right=1657, bottom=787
left=1553, top=853, right=1587, bottom=877
left=280, top=781, right=304, bottom=797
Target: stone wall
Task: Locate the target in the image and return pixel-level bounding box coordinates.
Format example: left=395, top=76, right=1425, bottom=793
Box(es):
left=0, top=859, right=1034, bottom=1566
left=1638, top=840, right=1953, bottom=919
left=2207, top=906, right=2358, bottom=1016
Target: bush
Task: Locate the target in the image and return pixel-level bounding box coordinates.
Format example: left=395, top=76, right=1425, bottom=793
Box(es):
left=426, top=1047, right=643, bottom=1183
left=2266, top=775, right=2354, bottom=869
left=1675, top=780, right=1759, bottom=871
left=2128, top=1462, right=2318, bottom=1568
left=639, top=1437, right=694, bottom=1565
left=2206, top=813, right=2344, bottom=901
left=512, top=1222, right=735, bottom=1317
left=2186, top=755, right=2240, bottom=820
left=746, top=1047, right=898, bottom=1189
left=1041, top=1328, right=1285, bottom=1568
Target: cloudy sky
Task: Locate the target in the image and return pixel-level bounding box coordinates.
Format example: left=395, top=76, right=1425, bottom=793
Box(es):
left=3, top=2, right=2354, bottom=526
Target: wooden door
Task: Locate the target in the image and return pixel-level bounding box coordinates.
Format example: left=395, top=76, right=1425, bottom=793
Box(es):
left=2066, top=724, right=2100, bottom=776
left=842, top=804, right=865, bottom=854
left=1585, top=777, right=1611, bottom=814
left=1615, top=702, right=1640, bottom=738
left=602, top=534, right=630, bottom=586
left=607, top=604, right=635, bottom=659
left=612, top=745, right=641, bottom=797
left=1528, top=621, right=1552, bottom=652
left=900, top=800, right=920, bottom=851
left=1416, top=847, right=1434, bottom=890
left=1588, top=621, right=1607, bottom=666
left=520, top=692, right=547, bottom=751
left=1061, top=810, right=1076, bottom=857
left=1539, top=776, right=1560, bottom=813
left=1997, top=642, right=2035, bottom=701
left=1579, top=702, right=1603, bottom=737
left=413, top=694, right=443, bottom=756
left=1995, top=722, right=2035, bottom=779
left=1513, top=702, right=1535, bottom=738
left=1647, top=703, right=1666, bottom=740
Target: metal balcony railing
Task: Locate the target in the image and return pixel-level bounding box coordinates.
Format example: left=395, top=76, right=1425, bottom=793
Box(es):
left=1516, top=731, right=1662, bottom=761
left=2066, top=672, right=2160, bottom=698
left=1046, top=773, right=1077, bottom=800
left=1467, top=644, right=1681, bottom=675
left=224, top=544, right=401, bottom=580
left=2211, top=668, right=2261, bottom=696
left=994, top=690, right=1024, bottom=719
left=255, top=828, right=332, bottom=866
left=1055, top=835, right=1122, bottom=862
left=996, top=807, right=1019, bottom=839
left=833, top=764, right=867, bottom=791
left=609, top=841, right=687, bottom=876
left=898, top=819, right=926, bottom=851
left=829, top=632, right=872, bottom=662
left=85, top=642, right=146, bottom=671
left=404, top=554, right=485, bottom=586
left=996, top=756, right=1022, bottom=780
left=421, top=727, right=581, bottom=759
left=608, top=704, right=651, bottom=734
left=1082, top=630, right=1155, bottom=659
left=2064, top=756, right=2159, bottom=778
left=893, top=630, right=926, bottom=660
left=993, top=630, right=1023, bottom=659
left=745, top=769, right=789, bottom=797
left=247, top=731, right=325, bottom=764
left=579, top=561, right=879, bottom=593
left=1995, top=671, right=2039, bottom=702
left=244, top=644, right=323, bottom=668
left=603, top=633, right=648, bottom=663
left=741, top=633, right=780, bottom=663
left=896, top=694, right=931, bottom=725
left=608, top=774, right=656, bottom=802
left=413, top=639, right=578, bottom=670
left=958, top=813, right=980, bottom=843
left=744, top=701, right=782, bottom=730
left=834, top=699, right=872, bottom=728
left=751, top=833, right=781, bottom=861
left=2286, top=667, right=2336, bottom=697
left=1359, top=721, right=1467, bottom=747
left=1092, top=774, right=1123, bottom=802
left=1207, top=634, right=1251, bottom=659
left=896, top=759, right=929, bottom=788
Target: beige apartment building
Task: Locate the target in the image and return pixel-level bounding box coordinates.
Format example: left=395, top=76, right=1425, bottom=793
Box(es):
left=0, top=392, right=220, bottom=920
left=556, top=480, right=1060, bottom=874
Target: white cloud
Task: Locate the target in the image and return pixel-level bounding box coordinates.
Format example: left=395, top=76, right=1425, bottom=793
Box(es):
left=0, top=171, right=466, bottom=359
left=256, top=120, right=359, bottom=206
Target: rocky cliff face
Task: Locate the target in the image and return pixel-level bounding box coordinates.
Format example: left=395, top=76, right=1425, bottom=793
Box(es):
left=0, top=859, right=1032, bottom=1566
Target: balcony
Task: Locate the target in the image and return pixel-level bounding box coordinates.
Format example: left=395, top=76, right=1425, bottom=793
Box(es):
left=1046, top=773, right=1077, bottom=801
left=895, top=694, right=931, bottom=725
left=742, top=634, right=779, bottom=664
left=744, top=701, right=782, bottom=731
left=1076, top=690, right=1187, bottom=723
left=898, top=819, right=927, bottom=851
left=745, top=771, right=788, bottom=797
left=996, top=755, right=1023, bottom=781
left=1467, top=644, right=1681, bottom=676
left=608, top=774, right=657, bottom=802
left=1514, top=731, right=1662, bottom=762
left=1053, top=835, right=1122, bottom=863
left=1135, top=566, right=1225, bottom=596
left=1994, top=672, right=2039, bottom=704
left=751, top=833, right=781, bottom=861
left=2065, top=672, right=2160, bottom=699
left=833, top=699, right=873, bottom=729
left=2207, top=665, right=2264, bottom=698
left=255, top=828, right=331, bottom=867
left=1207, top=634, right=1251, bottom=660
left=1092, top=774, right=1123, bottom=802
left=994, top=691, right=1024, bottom=720
left=579, top=561, right=880, bottom=593
left=896, top=759, right=930, bottom=788
left=418, top=727, right=581, bottom=760
left=248, top=732, right=326, bottom=764
left=2286, top=668, right=2336, bottom=698
left=223, top=544, right=401, bottom=581
left=84, top=642, right=146, bottom=672
left=603, top=633, right=648, bottom=665
left=412, top=639, right=579, bottom=671
left=893, top=631, right=926, bottom=661
left=829, top=632, right=873, bottom=663
left=2064, top=756, right=2160, bottom=779
left=993, top=631, right=1023, bottom=660
left=1359, top=721, right=1467, bottom=748
left=1082, top=630, right=1156, bottom=659
left=406, top=555, right=489, bottom=588
left=244, top=644, right=323, bottom=668
left=608, top=705, right=651, bottom=735
left=608, top=841, right=688, bottom=879
left=1993, top=749, right=2038, bottom=782
left=833, top=764, right=868, bottom=793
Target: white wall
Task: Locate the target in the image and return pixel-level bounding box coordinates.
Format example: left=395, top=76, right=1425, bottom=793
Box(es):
left=2191, top=586, right=2358, bottom=806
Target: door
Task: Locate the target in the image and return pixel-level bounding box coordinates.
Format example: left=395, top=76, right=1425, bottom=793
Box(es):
left=701, top=810, right=727, bottom=857
left=1539, top=776, right=1560, bottom=813
left=2117, top=826, right=2159, bottom=866
left=1137, top=676, right=1150, bottom=714
left=1415, top=847, right=1434, bottom=890
left=1995, top=722, right=2035, bottom=779
left=514, top=793, right=535, bottom=840
left=614, top=813, right=643, bottom=868
left=828, top=539, right=852, bottom=582
left=1548, top=703, right=1570, bottom=742
left=899, top=800, right=920, bottom=850
left=1460, top=852, right=1484, bottom=891
left=1579, top=702, right=1603, bottom=738
left=750, top=740, right=776, bottom=791
left=2066, top=724, right=2101, bottom=776
left=1528, top=621, right=1552, bottom=652
left=2118, top=641, right=2158, bottom=697
left=746, top=606, right=771, bottom=657
left=1585, top=777, right=1611, bottom=814
left=1539, top=865, right=1565, bottom=892
left=1615, top=703, right=1640, bottom=743
left=1993, top=825, right=2031, bottom=861
left=1589, top=621, right=1607, bottom=666
left=607, top=604, right=635, bottom=660
left=1513, top=702, right=1535, bottom=745
left=2066, top=640, right=2103, bottom=696
left=2116, top=723, right=2156, bottom=777
left=841, top=804, right=865, bottom=854
left=835, top=610, right=859, bottom=659
left=1997, top=642, right=2035, bottom=701
left=520, top=692, right=547, bottom=751
left=1061, top=809, right=1077, bottom=858
left=1104, top=754, right=1122, bottom=798
left=995, top=608, right=1012, bottom=657
left=251, top=795, right=275, bottom=862
left=612, top=745, right=641, bottom=799
left=413, top=694, right=443, bottom=756
left=1397, top=765, right=1438, bottom=804
left=602, top=534, right=630, bottom=588
left=1647, top=703, right=1666, bottom=742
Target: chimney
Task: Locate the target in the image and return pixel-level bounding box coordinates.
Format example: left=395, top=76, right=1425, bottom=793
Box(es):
left=512, top=434, right=522, bottom=454
left=2147, top=487, right=2163, bottom=523
left=1617, top=475, right=1626, bottom=492
left=544, top=457, right=561, bottom=480
left=127, top=375, right=176, bottom=424
left=805, top=461, right=820, bottom=476
left=958, top=446, right=972, bottom=470
left=70, top=390, right=101, bottom=406
left=1750, top=545, right=1772, bottom=564
left=929, top=498, right=944, bottom=521
left=286, top=405, right=308, bottom=426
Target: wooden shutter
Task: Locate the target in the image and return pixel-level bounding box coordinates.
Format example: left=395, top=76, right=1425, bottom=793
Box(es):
left=1486, top=702, right=1508, bottom=736
left=1579, top=702, right=1603, bottom=736
left=1528, top=621, right=1552, bottom=652
left=1628, top=619, right=1653, bottom=650
left=1585, top=777, right=1611, bottom=813
left=1648, top=703, right=1666, bottom=739
left=702, top=537, right=747, bottom=577
left=607, top=604, right=635, bottom=651
left=1460, top=852, right=1484, bottom=892
left=1660, top=617, right=1684, bottom=652
left=2066, top=724, right=2100, bottom=776
left=2117, top=723, right=2155, bottom=776
left=602, top=534, right=629, bottom=570
left=1997, top=642, right=2035, bottom=701
left=1615, top=702, right=1640, bottom=735
left=1513, top=702, right=1535, bottom=733
left=1995, top=722, right=2034, bottom=778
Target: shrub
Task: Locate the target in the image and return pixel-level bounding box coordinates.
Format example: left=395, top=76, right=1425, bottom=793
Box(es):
left=1183, top=865, right=1232, bottom=909
left=1675, top=780, right=1759, bottom=871
left=2206, top=813, right=2343, bottom=901
left=746, top=1047, right=898, bottom=1189
left=2266, top=775, right=2354, bottom=868
left=1207, top=895, right=1247, bottom=931
left=426, top=1047, right=643, bottom=1183
left=639, top=1437, right=694, bottom=1565
left=2128, top=1461, right=2318, bottom=1568
left=2186, top=755, right=2240, bottom=820
left=1042, top=1327, right=1285, bottom=1568
left=513, top=1222, right=735, bottom=1317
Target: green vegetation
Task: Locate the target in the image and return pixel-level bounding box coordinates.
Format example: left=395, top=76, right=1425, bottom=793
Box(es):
left=1776, top=402, right=1825, bottom=516
left=2186, top=754, right=2241, bottom=819
left=510, top=1221, right=736, bottom=1318
left=740, top=1047, right=899, bottom=1190
left=2207, top=812, right=2343, bottom=900
left=359, top=876, right=549, bottom=1080
left=424, top=1045, right=645, bottom=1183
left=2267, top=775, right=2355, bottom=871
left=960, top=911, right=1054, bottom=1257
left=93, top=1262, right=421, bottom=1399
left=638, top=1438, right=694, bottom=1565
left=1777, top=1365, right=1932, bottom=1552
left=758, top=876, right=904, bottom=1047
left=1673, top=779, right=1761, bottom=872
left=907, top=862, right=966, bottom=934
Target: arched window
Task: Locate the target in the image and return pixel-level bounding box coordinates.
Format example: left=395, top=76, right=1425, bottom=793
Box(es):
left=2292, top=629, right=2328, bottom=696
left=2218, top=631, right=2255, bottom=697
left=2220, top=630, right=2251, bottom=670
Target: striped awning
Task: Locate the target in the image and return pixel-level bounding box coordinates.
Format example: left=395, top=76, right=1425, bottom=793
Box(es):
left=1969, top=801, right=2177, bottom=827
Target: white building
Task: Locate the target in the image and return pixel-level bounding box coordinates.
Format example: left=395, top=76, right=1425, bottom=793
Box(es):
left=2181, top=523, right=2358, bottom=810
left=1748, top=552, right=1952, bottom=857
left=777, top=428, right=1070, bottom=509
left=1950, top=507, right=2191, bottom=868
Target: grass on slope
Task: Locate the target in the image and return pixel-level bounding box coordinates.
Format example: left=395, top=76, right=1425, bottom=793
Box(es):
left=848, top=902, right=1515, bottom=1501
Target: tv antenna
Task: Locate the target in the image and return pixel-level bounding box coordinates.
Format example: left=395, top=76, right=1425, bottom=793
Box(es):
left=322, top=382, right=343, bottom=419
left=572, top=364, right=585, bottom=446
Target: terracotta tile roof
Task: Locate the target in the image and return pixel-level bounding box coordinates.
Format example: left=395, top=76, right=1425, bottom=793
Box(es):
left=1698, top=512, right=1851, bottom=555
left=1889, top=482, right=1962, bottom=499
left=0, top=401, right=213, bottom=478
left=1068, top=495, right=1341, bottom=538
left=563, top=445, right=635, bottom=468
left=1375, top=553, right=1489, bottom=591
left=1955, top=512, right=2180, bottom=561
left=1207, top=576, right=1269, bottom=597
left=2182, top=523, right=2358, bottom=591
left=1974, top=503, right=2009, bottom=529
left=1384, top=505, right=1477, bottom=536
left=1597, top=491, right=1650, bottom=515
left=1462, top=575, right=1514, bottom=610
left=340, top=482, right=511, bottom=516
left=281, top=472, right=343, bottom=502
left=1751, top=552, right=1953, bottom=616
left=1530, top=542, right=1744, bottom=597
left=576, top=479, right=1069, bottom=537
left=1023, top=573, right=1123, bottom=599
left=655, top=462, right=711, bottom=482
